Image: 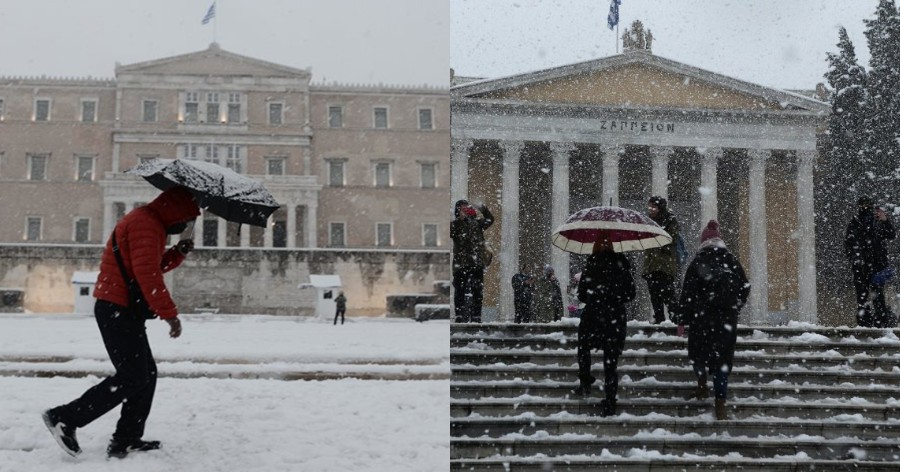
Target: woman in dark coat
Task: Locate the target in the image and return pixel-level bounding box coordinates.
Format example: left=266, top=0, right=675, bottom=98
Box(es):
left=675, top=220, right=750, bottom=421
left=573, top=230, right=636, bottom=417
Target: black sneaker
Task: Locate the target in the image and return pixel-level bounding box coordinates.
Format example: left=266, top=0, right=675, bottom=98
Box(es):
left=42, top=409, right=81, bottom=457
left=571, top=383, right=593, bottom=397
left=107, top=438, right=162, bottom=459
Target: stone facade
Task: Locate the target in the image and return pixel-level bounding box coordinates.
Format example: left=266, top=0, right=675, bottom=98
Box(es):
left=0, top=44, right=450, bottom=254
left=0, top=244, right=450, bottom=316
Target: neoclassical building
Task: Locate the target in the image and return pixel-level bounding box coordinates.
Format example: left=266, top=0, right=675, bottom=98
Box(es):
left=0, top=44, right=449, bottom=251
left=451, top=49, right=830, bottom=324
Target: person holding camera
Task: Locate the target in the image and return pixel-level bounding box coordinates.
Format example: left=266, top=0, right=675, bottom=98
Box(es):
left=43, top=186, right=200, bottom=459
left=451, top=199, right=494, bottom=323
left=845, top=196, right=896, bottom=327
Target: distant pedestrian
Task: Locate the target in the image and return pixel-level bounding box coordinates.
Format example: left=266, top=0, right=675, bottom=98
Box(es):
left=844, top=196, right=896, bottom=327
left=43, top=186, right=200, bottom=458
left=511, top=265, right=535, bottom=323
left=573, top=230, right=636, bottom=417
left=334, top=291, right=347, bottom=325
left=533, top=265, right=564, bottom=323
left=643, top=196, right=681, bottom=324
left=451, top=200, right=494, bottom=323
left=674, top=220, right=750, bottom=421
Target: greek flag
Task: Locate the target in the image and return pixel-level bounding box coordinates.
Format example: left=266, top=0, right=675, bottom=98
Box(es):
left=607, top=0, right=621, bottom=30
left=202, top=2, right=216, bottom=25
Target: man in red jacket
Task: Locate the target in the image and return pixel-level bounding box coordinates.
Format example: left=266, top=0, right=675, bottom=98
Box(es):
left=43, top=186, right=200, bottom=458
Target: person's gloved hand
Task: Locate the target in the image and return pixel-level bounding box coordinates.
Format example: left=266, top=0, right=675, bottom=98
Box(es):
left=176, top=239, right=194, bottom=255
left=166, top=317, right=182, bottom=338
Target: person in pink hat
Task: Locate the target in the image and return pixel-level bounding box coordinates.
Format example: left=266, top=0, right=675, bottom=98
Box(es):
left=673, top=220, right=750, bottom=420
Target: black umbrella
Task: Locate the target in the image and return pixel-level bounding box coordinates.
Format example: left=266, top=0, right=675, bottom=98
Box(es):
left=126, top=158, right=280, bottom=227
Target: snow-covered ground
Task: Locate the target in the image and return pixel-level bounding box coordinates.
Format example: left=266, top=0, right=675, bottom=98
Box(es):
left=0, top=313, right=450, bottom=472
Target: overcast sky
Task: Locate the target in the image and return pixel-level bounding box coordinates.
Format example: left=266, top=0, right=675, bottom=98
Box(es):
left=451, top=0, right=880, bottom=90
left=0, top=0, right=449, bottom=87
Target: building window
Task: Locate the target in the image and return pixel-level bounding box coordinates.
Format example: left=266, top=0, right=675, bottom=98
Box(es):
left=184, top=92, right=199, bottom=123
left=227, top=93, right=242, bottom=124
left=142, top=100, right=158, bottom=122
left=423, top=224, right=438, bottom=247
left=76, top=155, right=94, bottom=181
left=329, top=222, right=345, bottom=247
left=138, top=154, right=159, bottom=164
left=267, top=157, right=285, bottom=176
left=225, top=145, right=243, bottom=173
left=374, top=162, right=391, bottom=188
left=0, top=98, right=5, bottom=120
left=202, top=217, right=219, bottom=247
left=373, top=107, right=388, bottom=129
left=273, top=220, right=287, bottom=248
left=268, top=102, right=283, bottom=125
left=420, top=162, right=436, bottom=189
left=206, top=93, right=220, bottom=123
left=34, top=98, right=50, bottom=121
left=328, top=160, right=345, bottom=187
left=328, top=106, right=343, bottom=128
left=180, top=143, right=200, bottom=160
left=28, top=153, right=48, bottom=180
left=81, top=99, right=97, bottom=122
left=376, top=223, right=393, bottom=247
left=204, top=145, right=220, bottom=164
left=418, top=108, right=433, bottom=130
left=25, top=217, right=42, bottom=241
left=74, top=218, right=90, bottom=243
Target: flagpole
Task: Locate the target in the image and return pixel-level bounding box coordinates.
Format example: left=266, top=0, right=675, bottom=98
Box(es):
left=616, top=23, right=619, bottom=53
left=213, top=1, right=218, bottom=43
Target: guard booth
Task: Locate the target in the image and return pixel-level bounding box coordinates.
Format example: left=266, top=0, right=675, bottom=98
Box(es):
left=72, top=271, right=100, bottom=314
left=298, top=275, right=342, bottom=319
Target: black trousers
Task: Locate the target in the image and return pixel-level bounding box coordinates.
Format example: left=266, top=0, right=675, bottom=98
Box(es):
left=644, top=272, right=676, bottom=324
left=852, top=267, right=888, bottom=327
left=576, top=304, right=627, bottom=401
left=453, top=267, right=484, bottom=323
left=334, top=307, right=345, bottom=325
left=513, top=298, right=533, bottom=323
left=53, top=300, right=157, bottom=441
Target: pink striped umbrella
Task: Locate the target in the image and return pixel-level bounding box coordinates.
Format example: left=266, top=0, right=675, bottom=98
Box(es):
left=551, top=206, right=672, bottom=254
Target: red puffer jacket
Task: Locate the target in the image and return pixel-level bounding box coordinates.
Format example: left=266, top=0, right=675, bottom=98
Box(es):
left=93, top=186, right=201, bottom=319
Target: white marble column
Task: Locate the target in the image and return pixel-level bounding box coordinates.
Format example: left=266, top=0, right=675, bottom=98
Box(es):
left=700, top=147, right=722, bottom=224
left=112, top=143, right=121, bottom=174
left=103, top=202, right=114, bottom=238
left=451, top=139, right=472, bottom=207
left=650, top=146, right=672, bottom=199
left=549, top=142, right=573, bottom=286
left=194, top=215, right=205, bottom=247
left=796, top=150, right=817, bottom=323
left=239, top=223, right=250, bottom=247
left=264, top=219, right=274, bottom=248
left=306, top=204, right=318, bottom=248
left=600, top=145, right=623, bottom=206
left=499, top=141, right=524, bottom=321
left=286, top=204, right=297, bottom=248
left=218, top=217, right=228, bottom=247
left=747, top=148, right=769, bottom=324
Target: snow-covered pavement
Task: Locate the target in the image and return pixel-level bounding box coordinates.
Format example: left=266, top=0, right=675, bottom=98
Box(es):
left=0, top=313, right=450, bottom=472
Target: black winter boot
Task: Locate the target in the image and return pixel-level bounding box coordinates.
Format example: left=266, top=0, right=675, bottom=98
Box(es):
left=599, top=398, right=617, bottom=417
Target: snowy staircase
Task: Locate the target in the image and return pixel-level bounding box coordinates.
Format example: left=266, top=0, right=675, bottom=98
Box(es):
left=450, top=322, right=900, bottom=471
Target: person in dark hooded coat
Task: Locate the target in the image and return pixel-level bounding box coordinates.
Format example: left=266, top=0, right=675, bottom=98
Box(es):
left=573, top=230, right=636, bottom=417
left=674, top=220, right=750, bottom=421
left=844, top=196, right=896, bottom=327
left=643, top=196, right=681, bottom=324
left=450, top=199, right=494, bottom=323
left=43, top=186, right=200, bottom=458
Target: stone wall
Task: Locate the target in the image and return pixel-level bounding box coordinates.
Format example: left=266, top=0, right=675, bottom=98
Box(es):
left=0, top=244, right=450, bottom=316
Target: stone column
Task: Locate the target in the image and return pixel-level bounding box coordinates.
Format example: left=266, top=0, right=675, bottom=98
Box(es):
left=264, top=219, right=274, bottom=248
left=451, top=139, right=472, bottom=207
left=103, top=202, right=114, bottom=238
left=112, top=143, right=121, bottom=174
left=218, top=217, right=228, bottom=247
left=747, top=149, right=769, bottom=324
left=194, top=215, right=205, bottom=247
left=600, top=145, right=623, bottom=206
left=499, top=141, right=524, bottom=321
left=239, top=223, right=250, bottom=247
left=796, top=150, right=817, bottom=323
left=650, top=146, right=672, bottom=199
left=306, top=203, right=318, bottom=248
left=549, top=142, right=573, bottom=285
left=700, top=147, right=722, bottom=224
left=286, top=204, right=297, bottom=248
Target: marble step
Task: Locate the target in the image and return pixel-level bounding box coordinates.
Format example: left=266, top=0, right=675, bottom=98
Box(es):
left=450, top=457, right=900, bottom=471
